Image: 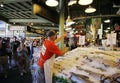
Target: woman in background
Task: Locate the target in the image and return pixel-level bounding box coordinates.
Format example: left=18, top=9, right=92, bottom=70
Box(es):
left=17, top=40, right=28, bottom=76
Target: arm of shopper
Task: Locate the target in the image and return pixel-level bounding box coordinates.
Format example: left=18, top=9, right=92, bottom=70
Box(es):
left=54, top=36, right=64, bottom=44
left=54, top=34, right=66, bottom=44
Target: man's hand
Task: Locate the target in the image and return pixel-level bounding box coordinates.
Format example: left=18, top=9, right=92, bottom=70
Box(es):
left=61, top=47, right=69, bottom=55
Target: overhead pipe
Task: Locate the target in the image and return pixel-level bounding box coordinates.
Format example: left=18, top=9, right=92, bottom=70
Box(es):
left=73, top=14, right=120, bottom=20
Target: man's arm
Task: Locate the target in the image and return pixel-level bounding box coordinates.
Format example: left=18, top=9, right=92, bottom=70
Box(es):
left=60, top=47, right=69, bottom=55
left=54, top=36, right=64, bottom=44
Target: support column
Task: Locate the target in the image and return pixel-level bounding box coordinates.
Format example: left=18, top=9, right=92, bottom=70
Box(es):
left=59, top=0, right=65, bottom=50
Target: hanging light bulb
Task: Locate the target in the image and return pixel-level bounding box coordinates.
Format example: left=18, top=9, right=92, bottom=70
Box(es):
left=66, top=16, right=75, bottom=26
left=13, top=22, right=16, bottom=24
left=85, top=6, right=96, bottom=13
left=78, top=0, right=93, bottom=5
left=68, top=0, right=77, bottom=6
left=0, top=3, right=4, bottom=7
left=45, top=0, right=58, bottom=7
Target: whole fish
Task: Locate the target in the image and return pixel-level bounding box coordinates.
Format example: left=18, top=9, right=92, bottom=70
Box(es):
left=70, top=73, right=93, bottom=83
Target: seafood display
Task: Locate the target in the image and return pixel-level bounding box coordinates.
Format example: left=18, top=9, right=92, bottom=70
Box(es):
left=53, top=47, right=120, bottom=83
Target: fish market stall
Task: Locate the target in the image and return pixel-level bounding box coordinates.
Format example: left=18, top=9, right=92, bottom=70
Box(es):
left=53, top=47, right=120, bottom=83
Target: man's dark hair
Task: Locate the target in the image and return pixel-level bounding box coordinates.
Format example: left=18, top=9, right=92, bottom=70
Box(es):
left=46, top=30, right=56, bottom=37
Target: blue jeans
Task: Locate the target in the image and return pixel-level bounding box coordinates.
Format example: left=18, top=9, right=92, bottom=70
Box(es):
left=31, top=64, right=45, bottom=83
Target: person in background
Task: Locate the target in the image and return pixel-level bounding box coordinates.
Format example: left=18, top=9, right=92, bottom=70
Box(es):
left=71, top=41, right=77, bottom=50
left=11, top=36, right=20, bottom=67
left=29, top=40, right=33, bottom=59
left=17, top=39, right=28, bottom=76
left=6, top=37, right=12, bottom=67
left=0, top=37, right=8, bottom=78
left=37, top=30, right=69, bottom=83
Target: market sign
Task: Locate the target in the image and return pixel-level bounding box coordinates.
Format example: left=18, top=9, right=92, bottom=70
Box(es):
left=9, top=26, right=26, bottom=31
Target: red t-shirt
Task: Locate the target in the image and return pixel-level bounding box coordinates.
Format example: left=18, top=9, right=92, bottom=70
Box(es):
left=38, top=39, right=61, bottom=68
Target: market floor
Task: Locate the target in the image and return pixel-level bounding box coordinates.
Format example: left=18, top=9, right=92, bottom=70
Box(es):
left=0, top=67, right=32, bottom=83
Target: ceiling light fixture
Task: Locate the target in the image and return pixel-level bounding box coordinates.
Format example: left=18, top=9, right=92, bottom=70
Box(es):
left=85, top=6, right=96, bottom=13
left=66, top=16, right=75, bottom=26
left=104, top=30, right=109, bottom=33
left=78, top=0, right=93, bottom=5
left=0, top=3, right=4, bottom=7
left=104, top=19, right=110, bottom=23
left=66, top=6, right=75, bottom=26
left=68, top=0, right=77, bottom=6
left=107, top=27, right=110, bottom=29
left=13, top=22, right=16, bottom=24
left=45, top=0, right=58, bottom=7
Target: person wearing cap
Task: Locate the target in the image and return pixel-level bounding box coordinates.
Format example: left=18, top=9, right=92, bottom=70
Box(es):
left=37, top=30, right=68, bottom=83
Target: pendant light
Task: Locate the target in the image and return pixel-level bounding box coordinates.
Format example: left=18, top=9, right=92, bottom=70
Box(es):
left=0, top=3, right=4, bottom=7
left=66, top=16, right=75, bottom=26
left=85, top=6, right=96, bottom=13
left=78, top=0, right=93, bottom=5
left=104, top=19, right=110, bottom=23
left=68, top=0, right=77, bottom=6
left=66, top=6, right=75, bottom=26
left=45, top=0, right=58, bottom=7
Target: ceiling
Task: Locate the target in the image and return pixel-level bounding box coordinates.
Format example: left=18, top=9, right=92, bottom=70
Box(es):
left=0, top=0, right=120, bottom=31
left=33, top=0, right=120, bottom=24
left=0, top=0, right=58, bottom=30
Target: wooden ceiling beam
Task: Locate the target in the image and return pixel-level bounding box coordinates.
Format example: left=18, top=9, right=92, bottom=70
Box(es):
left=33, top=3, right=59, bottom=24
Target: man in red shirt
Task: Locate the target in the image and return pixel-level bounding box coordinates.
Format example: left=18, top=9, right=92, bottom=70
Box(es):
left=37, top=30, right=68, bottom=83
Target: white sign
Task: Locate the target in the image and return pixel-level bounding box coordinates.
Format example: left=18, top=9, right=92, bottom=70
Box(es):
left=79, top=35, right=85, bottom=45
left=9, top=26, right=26, bottom=31
left=106, top=33, right=117, bottom=45
left=111, top=33, right=117, bottom=45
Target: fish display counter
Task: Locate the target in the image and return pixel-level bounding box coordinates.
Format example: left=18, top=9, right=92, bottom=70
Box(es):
left=53, top=47, right=120, bottom=83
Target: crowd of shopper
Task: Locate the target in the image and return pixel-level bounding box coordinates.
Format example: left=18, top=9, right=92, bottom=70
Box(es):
left=0, top=30, right=75, bottom=83
left=0, top=36, right=43, bottom=78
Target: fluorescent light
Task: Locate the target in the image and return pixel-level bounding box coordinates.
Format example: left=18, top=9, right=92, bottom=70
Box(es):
left=85, top=6, right=96, bottom=13
left=45, top=0, right=58, bottom=7
left=78, top=0, right=93, bottom=5
left=104, top=19, right=110, bottom=23
left=68, top=0, right=77, bottom=6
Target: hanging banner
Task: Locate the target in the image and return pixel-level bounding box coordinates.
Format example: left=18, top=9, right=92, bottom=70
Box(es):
left=91, top=18, right=101, bottom=29
left=9, top=26, right=26, bottom=31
